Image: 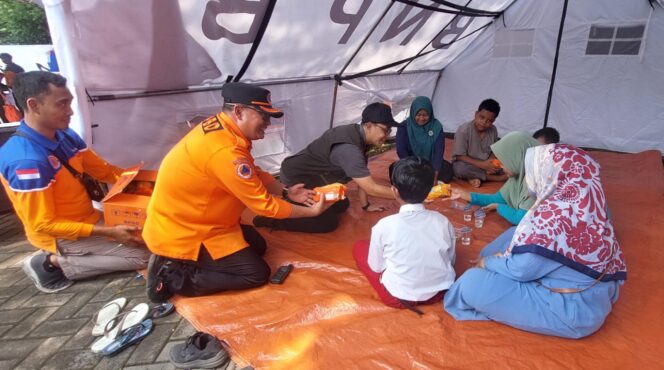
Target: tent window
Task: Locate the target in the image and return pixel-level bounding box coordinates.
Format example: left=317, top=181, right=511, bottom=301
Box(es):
left=493, top=29, right=534, bottom=58
left=586, top=41, right=612, bottom=55
left=586, top=24, right=645, bottom=56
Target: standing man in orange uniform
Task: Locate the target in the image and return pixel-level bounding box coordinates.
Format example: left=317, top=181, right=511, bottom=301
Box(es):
left=0, top=53, right=25, bottom=87
left=143, top=82, right=329, bottom=302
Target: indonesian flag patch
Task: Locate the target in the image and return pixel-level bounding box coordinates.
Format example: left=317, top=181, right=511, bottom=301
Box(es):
left=16, top=168, right=40, bottom=180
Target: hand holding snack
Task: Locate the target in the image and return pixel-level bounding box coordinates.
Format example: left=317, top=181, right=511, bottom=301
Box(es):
left=450, top=186, right=471, bottom=202
left=286, top=183, right=316, bottom=204
left=425, top=183, right=451, bottom=202
left=313, top=183, right=347, bottom=203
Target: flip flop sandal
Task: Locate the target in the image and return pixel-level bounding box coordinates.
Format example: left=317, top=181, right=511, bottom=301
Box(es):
left=91, top=302, right=149, bottom=353
left=149, top=302, right=175, bottom=319
left=101, top=319, right=154, bottom=357
left=91, top=297, right=127, bottom=336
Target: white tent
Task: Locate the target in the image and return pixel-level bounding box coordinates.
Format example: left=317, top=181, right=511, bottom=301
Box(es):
left=42, top=0, right=664, bottom=172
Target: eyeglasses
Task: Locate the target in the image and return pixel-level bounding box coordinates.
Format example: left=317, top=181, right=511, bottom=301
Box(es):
left=375, top=124, right=391, bottom=136
left=232, top=104, right=271, bottom=122
left=245, top=105, right=272, bottom=122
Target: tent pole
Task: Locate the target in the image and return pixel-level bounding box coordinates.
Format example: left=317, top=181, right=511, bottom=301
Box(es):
left=342, top=23, right=490, bottom=81
left=337, top=2, right=394, bottom=78
left=397, top=0, right=472, bottom=74
left=431, top=69, right=444, bottom=103
left=426, top=0, right=500, bottom=15
left=87, top=70, right=438, bottom=102
left=394, top=0, right=498, bottom=17
left=328, top=80, right=340, bottom=130
left=543, top=0, right=569, bottom=128
left=233, top=0, right=277, bottom=82
left=399, top=0, right=523, bottom=74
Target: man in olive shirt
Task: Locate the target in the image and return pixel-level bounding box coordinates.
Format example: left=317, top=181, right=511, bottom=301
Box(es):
left=254, top=102, right=400, bottom=233
left=452, top=99, right=507, bottom=187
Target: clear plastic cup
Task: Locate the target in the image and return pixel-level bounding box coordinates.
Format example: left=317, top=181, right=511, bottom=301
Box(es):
left=449, top=200, right=464, bottom=210
left=474, top=210, right=486, bottom=228
left=463, top=205, right=473, bottom=222
left=453, top=226, right=463, bottom=241
left=461, top=226, right=472, bottom=246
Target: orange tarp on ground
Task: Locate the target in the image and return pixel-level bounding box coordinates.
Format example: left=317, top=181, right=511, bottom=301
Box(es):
left=172, top=143, right=664, bottom=369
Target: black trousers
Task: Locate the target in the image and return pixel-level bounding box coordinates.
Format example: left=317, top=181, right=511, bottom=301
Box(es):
left=259, top=197, right=350, bottom=233
left=164, top=225, right=271, bottom=297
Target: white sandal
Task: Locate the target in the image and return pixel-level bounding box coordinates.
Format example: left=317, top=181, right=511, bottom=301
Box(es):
left=91, top=297, right=127, bottom=336
left=91, top=303, right=149, bottom=353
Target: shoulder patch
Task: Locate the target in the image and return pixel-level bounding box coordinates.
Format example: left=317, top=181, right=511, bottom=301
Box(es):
left=200, top=116, right=224, bottom=134
left=47, top=155, right=61, bottom=170
left=236, top=162, right=253, bottom=179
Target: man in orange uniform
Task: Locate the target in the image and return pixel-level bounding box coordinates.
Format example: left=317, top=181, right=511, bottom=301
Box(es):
left=143, top=82, right=329, bottom=302
left=0, top=72, right=149, bottom=293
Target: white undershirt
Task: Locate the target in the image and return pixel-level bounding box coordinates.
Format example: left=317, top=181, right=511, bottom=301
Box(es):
left=368, top=203, right=456, bottom=301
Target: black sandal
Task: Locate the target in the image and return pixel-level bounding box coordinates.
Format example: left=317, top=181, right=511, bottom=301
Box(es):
left=150, top=302, right=175, bottom=319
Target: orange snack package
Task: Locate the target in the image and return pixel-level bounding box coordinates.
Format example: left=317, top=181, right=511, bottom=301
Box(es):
left=313, top=183, right=347, bottom=203
left=133, top=181, right=155, bottom=196
left=491, top=159, right=502, bottom=168
left=123, top=180, right=155, bottom=196
left=425, top=183, right=451, bottom=202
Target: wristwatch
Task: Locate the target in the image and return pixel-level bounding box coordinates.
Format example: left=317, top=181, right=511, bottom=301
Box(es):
left=281, top=187, right=289, bottom=199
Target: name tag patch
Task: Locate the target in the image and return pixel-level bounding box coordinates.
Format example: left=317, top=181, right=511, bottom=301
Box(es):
left=201, top=116, right=224, bottom=134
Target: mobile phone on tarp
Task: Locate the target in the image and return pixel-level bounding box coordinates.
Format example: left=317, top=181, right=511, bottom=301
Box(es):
left=270, top=264, right=293, bottom=284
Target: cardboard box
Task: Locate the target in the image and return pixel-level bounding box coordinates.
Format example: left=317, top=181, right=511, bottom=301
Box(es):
left=102, top=164, right=157, bottom=228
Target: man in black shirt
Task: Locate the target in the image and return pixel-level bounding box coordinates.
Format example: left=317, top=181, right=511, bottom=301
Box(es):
left=254, top=103, right=400, bottom=233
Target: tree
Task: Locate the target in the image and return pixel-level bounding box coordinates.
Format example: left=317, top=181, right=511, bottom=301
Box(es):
left=0, top=0, right=51, bottom=45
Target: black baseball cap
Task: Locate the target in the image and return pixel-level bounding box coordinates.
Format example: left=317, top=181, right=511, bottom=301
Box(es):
left=361, top=102, right=400, bottom=127
left=222, top=82, right=283, bottom=118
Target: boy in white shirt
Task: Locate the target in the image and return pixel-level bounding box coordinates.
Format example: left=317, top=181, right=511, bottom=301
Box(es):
left=352, top=156, right=456, bottom=312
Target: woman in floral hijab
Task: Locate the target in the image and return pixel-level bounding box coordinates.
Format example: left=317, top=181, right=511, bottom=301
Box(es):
left=444, top=144, right=626, bottom=338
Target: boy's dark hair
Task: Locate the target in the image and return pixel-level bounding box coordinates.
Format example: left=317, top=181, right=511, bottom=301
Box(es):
left=533, top=127, right=560, bottom=144
left=13, top=71, right=67, bottom=112
left=388, top=156, right=434, bottom=204
left=477, top=98, right=500, bottom=117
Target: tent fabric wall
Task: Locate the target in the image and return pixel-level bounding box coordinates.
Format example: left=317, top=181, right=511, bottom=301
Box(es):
left=47, top=0, right=220, bottom=92
left=44, top=0, right=93, bottom=143
left=89, top=80, right=336, bottom=172
left=333, top=71, right=440, bottom=126
left=434, top=0, right=664, bottom=153
left=41, top=0, right=663, bottom=170
left=45, top=0, right=510, bottom=92
left=89, top=71, right=439, bottom=172
left=88, top=90, right=222, bottom=170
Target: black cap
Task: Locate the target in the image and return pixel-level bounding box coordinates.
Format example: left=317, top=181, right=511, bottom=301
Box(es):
left=222, top=82, right=283, bottom=118
left=361, top=102, right=400, bottom=127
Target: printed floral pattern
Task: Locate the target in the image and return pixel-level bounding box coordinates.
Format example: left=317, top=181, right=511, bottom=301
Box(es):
left=508, top=145, right=627, bottom=278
